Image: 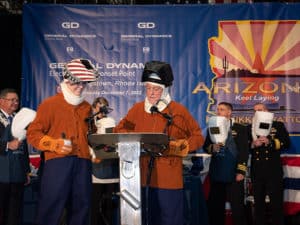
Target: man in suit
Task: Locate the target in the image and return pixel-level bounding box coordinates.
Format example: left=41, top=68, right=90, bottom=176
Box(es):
left=0, top=88, right=31, bottom=225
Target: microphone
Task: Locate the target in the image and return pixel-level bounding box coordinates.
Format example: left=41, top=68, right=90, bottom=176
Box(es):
left=150, top=105, right=173, bottom=123
left=85, top=106, right=113, bottom=122
left=150, top=105, right=159, bottom=114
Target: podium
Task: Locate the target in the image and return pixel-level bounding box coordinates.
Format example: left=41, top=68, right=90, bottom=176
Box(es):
left=88, top=133, right=169, bottom=225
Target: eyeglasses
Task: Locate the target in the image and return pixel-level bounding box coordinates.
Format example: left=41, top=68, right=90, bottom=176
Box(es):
left=1, top=98, right=19, bottom=103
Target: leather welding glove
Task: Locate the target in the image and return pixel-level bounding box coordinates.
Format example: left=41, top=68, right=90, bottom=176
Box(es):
left=165, top=139, right=189, bottom=157
left=38, top=135, right=72, bottom=155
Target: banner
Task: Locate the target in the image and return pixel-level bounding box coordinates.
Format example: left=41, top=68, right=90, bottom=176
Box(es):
left=22, top=2, right=300, bottom=215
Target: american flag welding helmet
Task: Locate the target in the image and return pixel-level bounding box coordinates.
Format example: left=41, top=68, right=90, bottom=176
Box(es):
left=63, top=58, right=99, bottom=83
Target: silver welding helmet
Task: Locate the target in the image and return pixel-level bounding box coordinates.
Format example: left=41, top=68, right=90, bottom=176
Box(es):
left=252, top=111, right=274, bottom=138
left=12, top=107, right=36, bottom=141
left=207, top=116, right=230, bottom=144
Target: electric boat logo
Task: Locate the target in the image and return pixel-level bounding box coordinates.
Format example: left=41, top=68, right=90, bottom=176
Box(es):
left=207, top=20, right=300, bottom=133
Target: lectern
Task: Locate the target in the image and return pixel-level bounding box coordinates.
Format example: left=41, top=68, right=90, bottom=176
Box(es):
left=88, top=133, right=169, bottom=225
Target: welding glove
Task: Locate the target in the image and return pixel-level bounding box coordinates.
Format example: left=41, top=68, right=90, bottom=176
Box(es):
left=165, top=139, right=189, bottom=157
left=38, top=135, right=72, bottom=155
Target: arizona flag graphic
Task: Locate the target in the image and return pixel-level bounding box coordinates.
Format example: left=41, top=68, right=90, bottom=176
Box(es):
left=282, top=155, right=300, bottom=215
left=209, top=20, right=300, bottom=215
left=208, top=20, right=300, bottom=131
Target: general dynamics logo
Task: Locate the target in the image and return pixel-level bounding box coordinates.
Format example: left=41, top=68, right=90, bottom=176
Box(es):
left=137, top=22, right=155, bottom=29
left=61, top=22, right=80, bottom=29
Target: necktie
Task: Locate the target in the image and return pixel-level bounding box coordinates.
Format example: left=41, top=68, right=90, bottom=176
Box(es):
left=8, top=116, right=13, bottom=124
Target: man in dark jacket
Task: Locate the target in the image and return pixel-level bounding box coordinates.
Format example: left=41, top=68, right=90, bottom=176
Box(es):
left=250, top=103, right=290, bottom=225
left=204, top=102, right=249, bottom=225
left=0, top=88, right=31, bottom=225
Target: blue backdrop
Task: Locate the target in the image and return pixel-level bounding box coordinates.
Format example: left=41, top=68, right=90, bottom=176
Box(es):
left=22, top=2, right=300, bottom=214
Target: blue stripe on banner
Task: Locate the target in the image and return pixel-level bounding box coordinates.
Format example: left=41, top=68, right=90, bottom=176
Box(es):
left=284, top=178, right=300, bottom=190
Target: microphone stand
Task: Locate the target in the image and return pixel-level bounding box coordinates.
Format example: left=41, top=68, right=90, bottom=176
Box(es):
left=144, top=105, right=173, bottom=225
left=150, top=105, right=173, bottom=132
left=145, top=152, right=155, bottom=225
left=85, top=110, right=102, bottom=123
left=85, top=111, right=100, bottom=135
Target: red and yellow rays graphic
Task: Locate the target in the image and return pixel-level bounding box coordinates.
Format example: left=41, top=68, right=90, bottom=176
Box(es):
left=208, top=20, right=300, bottom=104
left=209, top=20, right=300, bottom=76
